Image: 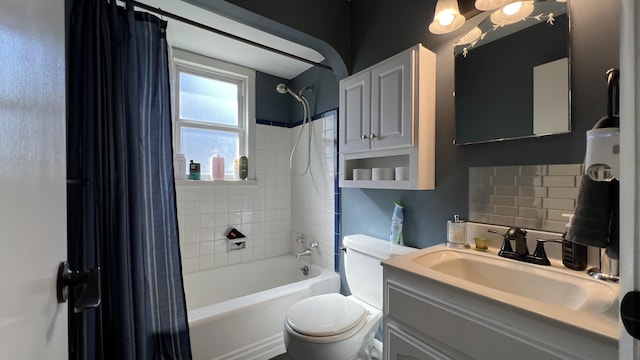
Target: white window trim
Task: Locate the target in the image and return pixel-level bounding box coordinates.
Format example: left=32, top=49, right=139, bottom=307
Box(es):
left=171, top=48, right=256, bottom=182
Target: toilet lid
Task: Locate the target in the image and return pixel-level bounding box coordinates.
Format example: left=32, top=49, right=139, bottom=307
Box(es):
left=286, top=293, right=366, bottom=337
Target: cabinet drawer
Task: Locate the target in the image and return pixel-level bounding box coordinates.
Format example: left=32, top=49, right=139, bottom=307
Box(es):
left=386, top=323, right=469, bottom=360
left=387, top=283, right=566, bottom=360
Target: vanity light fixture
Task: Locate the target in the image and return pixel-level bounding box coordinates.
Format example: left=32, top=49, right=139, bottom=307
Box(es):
left=429, top=0, right=560, bottom=34
left=454, top=26, right=482, bottom=46
left=428, top=0, right=466, bottom=34
left=490, top=1, right=535, bottom=25
left=475, top=0, right=515, bottom=11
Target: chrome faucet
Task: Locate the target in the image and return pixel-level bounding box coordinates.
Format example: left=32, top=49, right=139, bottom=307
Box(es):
left=588, top=249, right=619, bottom=282
left=296, top=248, right=311, bottom=258
left=296, top=237, right=319, bottom=258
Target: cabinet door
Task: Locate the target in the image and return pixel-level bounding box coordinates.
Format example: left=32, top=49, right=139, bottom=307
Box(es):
left=339, top=71, right=371, bottom=153
left=386, top=324, right=461, bottom=360
left=371, top=49, right=414, bottom=150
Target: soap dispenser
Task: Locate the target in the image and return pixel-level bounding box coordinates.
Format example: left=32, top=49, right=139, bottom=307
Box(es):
left=561, top=214, right=587, bottom=270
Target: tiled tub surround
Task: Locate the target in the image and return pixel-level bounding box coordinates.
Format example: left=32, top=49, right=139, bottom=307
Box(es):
left=176, top=111, right=337, bottom=274
left=290, top=115, right=337, bottom=271
left=469, top=164, right=582, bottom=233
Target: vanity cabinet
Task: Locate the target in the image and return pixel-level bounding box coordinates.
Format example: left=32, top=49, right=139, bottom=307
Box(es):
left=382, top=264, right=618, bottom=360
left=338, top=44, right=436, bottom=190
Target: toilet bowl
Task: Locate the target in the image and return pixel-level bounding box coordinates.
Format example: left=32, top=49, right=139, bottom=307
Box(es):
left=284, top=293, right=381, bottom=360
left=283, top=234, right=417, bottom=360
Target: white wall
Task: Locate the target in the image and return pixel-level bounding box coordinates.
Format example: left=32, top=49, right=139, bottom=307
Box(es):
left=177, top=112, right=336, bottom=273
left=291, top=113, right=337, bottom=271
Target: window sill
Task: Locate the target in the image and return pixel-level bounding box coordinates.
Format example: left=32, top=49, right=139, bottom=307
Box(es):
left=175, top=179, right=258, bottom=187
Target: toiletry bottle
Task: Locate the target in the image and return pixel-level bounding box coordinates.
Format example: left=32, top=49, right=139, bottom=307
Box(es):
left=390, top=202, right=404, bottom=245
left=174, top=153, right=186, bottom=180
left=446, top=215, right=468, bottom=248
left=188, top=160, right=201, bottom=180
left=211, top=149, right=225, bottom=181
left=239, top=155, right=248, bottom=180
left=233, top=158, right=240, bottom=180
left=561, top=214, right=587, bottom=270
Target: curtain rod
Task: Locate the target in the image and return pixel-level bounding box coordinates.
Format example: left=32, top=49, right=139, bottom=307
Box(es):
left=122, top=0, right=332, bottom=71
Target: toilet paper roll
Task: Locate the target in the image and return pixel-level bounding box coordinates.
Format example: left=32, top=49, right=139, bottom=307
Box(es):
left=395, top=167, right=409, bottom=181
left=353, top=168, right=372, bottom=180
left=372, top=168, right=394, bottom=181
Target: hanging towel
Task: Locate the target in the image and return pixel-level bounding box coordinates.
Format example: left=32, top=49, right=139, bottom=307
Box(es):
left=568, top=175, right=619, bottom=253
left=606, top=179, right=619, bottom=260
left=567, top=69, right=619, bottom=255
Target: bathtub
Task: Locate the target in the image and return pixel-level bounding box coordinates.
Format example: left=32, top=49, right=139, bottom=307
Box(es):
left=184, top=256, right=340, bottom=360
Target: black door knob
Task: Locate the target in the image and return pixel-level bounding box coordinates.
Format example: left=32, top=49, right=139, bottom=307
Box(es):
left=621, top=291, right=640, bottom=340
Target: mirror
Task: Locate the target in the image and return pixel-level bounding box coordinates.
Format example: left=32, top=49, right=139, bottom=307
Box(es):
left=453, top=1, right=570, bottom=145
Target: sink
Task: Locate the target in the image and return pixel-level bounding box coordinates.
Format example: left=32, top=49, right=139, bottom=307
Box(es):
left=411, top=249, right=617, bottom=313
left=382, top=242, right=620, bottom=342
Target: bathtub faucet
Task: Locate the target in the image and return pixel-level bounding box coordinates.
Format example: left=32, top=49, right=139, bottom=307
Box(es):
left=296, top=249, right=311, bottom=258
left=296, top=239, right=319, bottom=258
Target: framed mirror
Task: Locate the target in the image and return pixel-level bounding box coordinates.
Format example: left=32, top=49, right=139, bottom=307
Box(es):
left=453, top=1, right=570, bottom=145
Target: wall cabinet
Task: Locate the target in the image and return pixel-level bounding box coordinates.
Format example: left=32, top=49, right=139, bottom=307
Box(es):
left=339, top=44, right=436, bottom=190
left=382, top=265, right=618, bottom=360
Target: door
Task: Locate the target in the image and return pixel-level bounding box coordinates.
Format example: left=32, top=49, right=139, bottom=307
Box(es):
left=339, top=71, right=371, bottom=154
left=0, top=0, right=68, bottom=358
left=619, top=0, right=640, bottom=358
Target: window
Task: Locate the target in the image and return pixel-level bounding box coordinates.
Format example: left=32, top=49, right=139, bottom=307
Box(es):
left=172, top=49, right=255, bottom=180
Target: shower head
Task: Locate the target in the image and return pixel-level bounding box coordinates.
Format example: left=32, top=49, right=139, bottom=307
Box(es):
left=276, top=83, right=304, bottom=102
left=276, top=83, right=289, bottom=94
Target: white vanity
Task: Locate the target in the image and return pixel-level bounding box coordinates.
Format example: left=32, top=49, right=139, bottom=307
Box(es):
left=382, top=244, right=619, bottom=360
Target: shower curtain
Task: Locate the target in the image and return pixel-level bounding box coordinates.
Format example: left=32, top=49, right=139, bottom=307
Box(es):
left=67, top=0, right=191, bottom=358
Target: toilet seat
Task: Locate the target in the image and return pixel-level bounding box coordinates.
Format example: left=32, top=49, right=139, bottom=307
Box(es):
left=285, top=293, right=367, bottom=339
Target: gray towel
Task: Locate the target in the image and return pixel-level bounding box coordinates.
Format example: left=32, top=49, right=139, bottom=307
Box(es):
left=567, top=175, right=618, bottom=255
left=607, top=179, right=619, bottom=260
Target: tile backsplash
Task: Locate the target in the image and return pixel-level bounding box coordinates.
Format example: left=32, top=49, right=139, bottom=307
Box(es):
left=176, top=112, right=337, bottom=274
left=469, top=164, right=583, bottom=233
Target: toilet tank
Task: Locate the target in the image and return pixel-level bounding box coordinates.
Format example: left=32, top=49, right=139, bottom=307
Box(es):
left=343, top=234, right=417, bottom=309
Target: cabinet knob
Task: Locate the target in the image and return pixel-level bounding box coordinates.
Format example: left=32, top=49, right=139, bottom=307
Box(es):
left=361, top=134, right=368, bottom=141
left=370, top=133, right=377, bottom=139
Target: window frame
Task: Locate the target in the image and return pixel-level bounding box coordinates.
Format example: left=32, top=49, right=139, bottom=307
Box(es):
left=172, top=48, right=256, bottom=181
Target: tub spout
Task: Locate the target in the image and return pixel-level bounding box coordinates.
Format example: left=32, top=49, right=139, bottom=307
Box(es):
left=296, top=248, right=311, bottom=258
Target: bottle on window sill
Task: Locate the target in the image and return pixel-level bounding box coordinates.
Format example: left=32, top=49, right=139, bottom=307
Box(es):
left=211, top=149, right=225, bottom=181
left=239, top=156, right=248, bottom=180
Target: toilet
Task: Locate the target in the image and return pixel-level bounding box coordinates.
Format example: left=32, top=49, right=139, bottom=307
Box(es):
left=283, top=234, right=417, bottom=360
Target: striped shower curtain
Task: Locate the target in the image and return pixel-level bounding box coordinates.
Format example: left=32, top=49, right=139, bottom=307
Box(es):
left=67, top=0, right=191, bottom=358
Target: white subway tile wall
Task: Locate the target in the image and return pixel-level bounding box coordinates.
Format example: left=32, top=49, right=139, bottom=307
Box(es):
left=290, top=115, right=336, bottom=271
left=176, top=113, right=336, bottom=274
left=469, top=164, right=583, bottom=233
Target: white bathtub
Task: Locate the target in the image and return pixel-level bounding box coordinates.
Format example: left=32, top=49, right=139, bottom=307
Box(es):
left=184, top=256, right=340, bottom=360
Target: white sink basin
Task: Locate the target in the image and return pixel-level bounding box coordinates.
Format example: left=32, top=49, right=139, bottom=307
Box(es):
left=382, top=244, right=620, bottom=340
left=411, top=249, right=617, bottom=313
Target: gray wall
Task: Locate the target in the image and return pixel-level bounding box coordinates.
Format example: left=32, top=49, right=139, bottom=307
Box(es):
left=232, top=0, right=620, bottom=249
left=224, top=0, right=352, bottom=72
left=341, top=0, right=620, bottom=249
left=256, top=72, right=294, bottom=122
left=256, top=67, right=339, bottom=124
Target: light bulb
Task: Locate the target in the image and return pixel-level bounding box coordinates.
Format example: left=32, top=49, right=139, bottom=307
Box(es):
left=429, top=0, right=465, bottom=34
left=439, top=11, right=455, bottom=26
left=502, top=1, right=522, bottom=16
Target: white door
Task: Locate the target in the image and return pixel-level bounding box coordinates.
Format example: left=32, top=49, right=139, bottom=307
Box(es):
left=0, top=0, right=68, bottom=359
left=619, top=0, right=640, bottom=358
